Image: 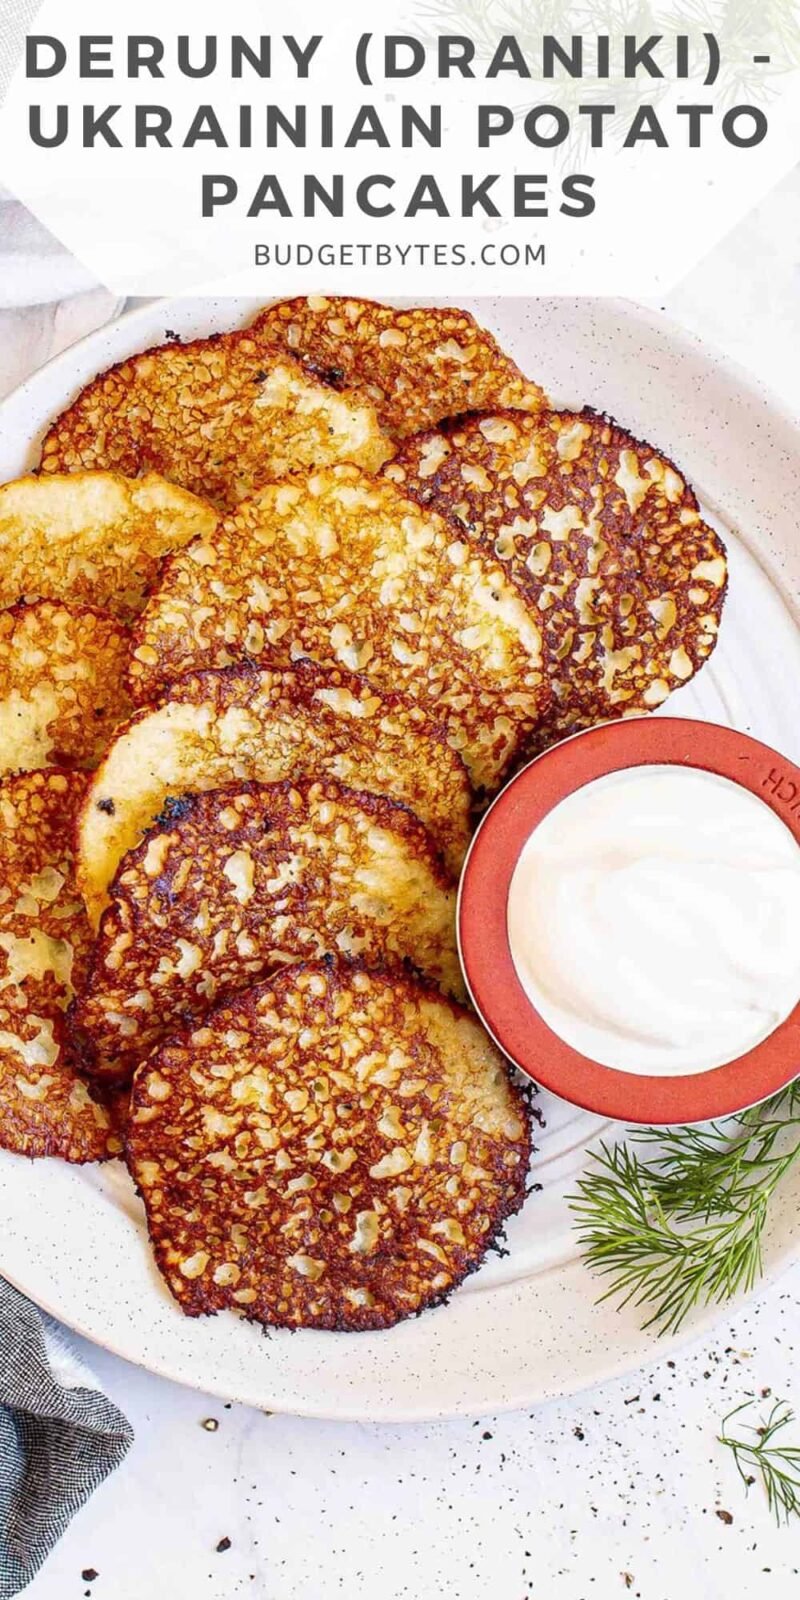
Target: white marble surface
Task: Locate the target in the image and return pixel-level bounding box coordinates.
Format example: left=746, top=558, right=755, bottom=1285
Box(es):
left=2, top=175, right=800, bottom=1598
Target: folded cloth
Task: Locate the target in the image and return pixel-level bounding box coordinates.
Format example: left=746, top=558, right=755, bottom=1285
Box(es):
left=0, top=5, right=96, bottom=309
left=0, top=1279, right=133, bottom=1598
left=0, top=191, right=97, bottom=309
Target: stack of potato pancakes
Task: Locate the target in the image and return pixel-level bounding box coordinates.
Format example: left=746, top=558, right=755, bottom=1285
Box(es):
left=0, top=297, right=726, bottom=1331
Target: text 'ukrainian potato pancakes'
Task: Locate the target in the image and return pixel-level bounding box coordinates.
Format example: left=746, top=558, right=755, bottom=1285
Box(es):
left=129, top=466, right=549, bottom=793
left=40, top=331, right=394, bottom=510
left=387, top=409, right=727, bottom=747
left=72, top=778, right=463, bottom=1082
left=252, top=296, right=547, bottom=438
left=77, top=662, right=472, bottom=926
left=126, top=962, right=531, bottom=1331
left=0, top=601, right=132, bottom=775
left=0, top=770, right=120, bottom=1162
left=0, top=471, right=218, bottom=621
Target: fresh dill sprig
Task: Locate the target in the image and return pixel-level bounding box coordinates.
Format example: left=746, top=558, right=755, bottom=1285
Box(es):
left=719, top=1399, right=800, bottom=1525
left=569, top=1082, right=800, bottom=1335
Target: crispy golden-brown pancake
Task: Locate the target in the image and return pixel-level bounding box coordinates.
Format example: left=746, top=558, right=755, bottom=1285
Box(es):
left=0, top=602, right=132, bottom=775
left=72, top=778, right=462, bottom=1081
left=128, top=466, right=548, bottom=792
left=0, top=471, right=218, bottom=621
left=125, top=961, right=531, bottom=1330
left=386, top=409, right=727, bottom=748
left=251, top=297, right=546, bottom=437
left=0, top=770, right=120, bottom=1161
left=40, top=332, right=394, bottom=509
left=77, top=662, right=472, bottom=927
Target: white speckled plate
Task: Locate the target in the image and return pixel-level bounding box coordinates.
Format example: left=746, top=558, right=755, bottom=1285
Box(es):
left=0, top=297, right=798, bottom=1421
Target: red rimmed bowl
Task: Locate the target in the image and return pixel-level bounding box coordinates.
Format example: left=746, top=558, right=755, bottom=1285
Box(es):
left=458, top=718, right=800, bottom=1125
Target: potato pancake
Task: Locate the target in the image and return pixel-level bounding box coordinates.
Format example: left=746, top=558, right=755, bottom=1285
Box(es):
left=40, top=332, right=394, bottom=510
left=0, top=602, right=132, bottom=775
left=72, top=778, right=462, bottom=1081
left=386, top=409, right=727, bottom=747
left=252, top=297, right=546, bottom=437
left=0, top=770, right=120, bottom=1161
left=126, top=961, right=531, bottom=1330
left=0, top=471, right=217, bottom=622
left=77, top=662, right=472, bottom=926
left=129, top=466, right=549, bottom=792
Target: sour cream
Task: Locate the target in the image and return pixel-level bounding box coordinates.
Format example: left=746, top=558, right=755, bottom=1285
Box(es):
left=506, top=765, right=800, bottom=1077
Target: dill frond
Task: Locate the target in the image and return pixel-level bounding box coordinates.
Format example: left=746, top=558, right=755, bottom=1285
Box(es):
left=569, top=1085, right=800, bottom=1334
left=719, top=1399, right=800, bottom=1525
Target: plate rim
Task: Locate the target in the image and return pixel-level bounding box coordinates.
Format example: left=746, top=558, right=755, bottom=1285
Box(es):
left=2, top=1238, right=799, bottom=1424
